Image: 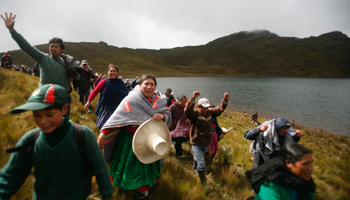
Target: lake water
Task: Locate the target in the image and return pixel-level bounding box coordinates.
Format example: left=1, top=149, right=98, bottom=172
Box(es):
left=151, top=77, right=350, bottom=136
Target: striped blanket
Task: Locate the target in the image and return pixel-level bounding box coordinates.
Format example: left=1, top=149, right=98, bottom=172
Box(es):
left=101, top=85, right=171, bottom=162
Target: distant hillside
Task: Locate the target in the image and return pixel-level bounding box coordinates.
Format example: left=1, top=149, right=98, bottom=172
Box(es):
left=7, top=30, right=350, bottom=78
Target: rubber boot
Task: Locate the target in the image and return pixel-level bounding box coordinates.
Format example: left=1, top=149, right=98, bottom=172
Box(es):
left=198, top=170, right=207, bottom=187
left=192, top=160, right=198, bottom=174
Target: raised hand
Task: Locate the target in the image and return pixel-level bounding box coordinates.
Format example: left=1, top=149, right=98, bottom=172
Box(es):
left=192, top=91, right=201, bottom=99
left=1, top=12, right=16, bottom=32
left=224, top=92, right=230, bottom=100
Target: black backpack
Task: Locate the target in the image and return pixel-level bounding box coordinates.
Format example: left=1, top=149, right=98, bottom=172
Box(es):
left=6, top=123, right=93, bottom=195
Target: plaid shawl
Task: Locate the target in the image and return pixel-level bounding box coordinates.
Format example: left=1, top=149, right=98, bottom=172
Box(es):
left=101, top=85, right=171, bottom=162
left=169, top=102, right=190, bottom=138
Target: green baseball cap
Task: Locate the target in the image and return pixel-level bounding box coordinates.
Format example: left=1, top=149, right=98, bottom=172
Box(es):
left=11, top=84, right=67, bottom=114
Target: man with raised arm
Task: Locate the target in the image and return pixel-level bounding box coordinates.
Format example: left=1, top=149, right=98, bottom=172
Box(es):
left=1, top=12, right=80, bottom=117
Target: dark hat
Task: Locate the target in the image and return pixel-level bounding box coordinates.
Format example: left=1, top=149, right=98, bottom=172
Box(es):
left=166, top=88, right=172, bottom=93
left=275, top=117, right=291, bottom=131
left=11, top=84, right=67, bottom=114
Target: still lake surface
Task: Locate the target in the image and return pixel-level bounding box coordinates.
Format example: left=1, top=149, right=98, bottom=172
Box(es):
left=152, top=77, right=350, bottom=136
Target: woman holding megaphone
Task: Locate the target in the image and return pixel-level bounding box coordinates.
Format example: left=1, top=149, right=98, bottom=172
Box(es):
left=97, top=73, right=171, bottom=199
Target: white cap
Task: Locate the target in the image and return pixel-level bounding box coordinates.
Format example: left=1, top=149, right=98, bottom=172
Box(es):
left=198, top=98, right=210, bottom=108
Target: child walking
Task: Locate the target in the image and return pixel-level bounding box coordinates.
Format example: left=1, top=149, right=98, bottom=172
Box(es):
left=0, top=84, right=113, bottom=200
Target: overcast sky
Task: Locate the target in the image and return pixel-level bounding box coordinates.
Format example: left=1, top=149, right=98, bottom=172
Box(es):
left=1, top=0, right=349, bottom=53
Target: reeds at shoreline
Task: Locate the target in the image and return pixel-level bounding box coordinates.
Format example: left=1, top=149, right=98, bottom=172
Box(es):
left=1, top=69, right=349, bottom=199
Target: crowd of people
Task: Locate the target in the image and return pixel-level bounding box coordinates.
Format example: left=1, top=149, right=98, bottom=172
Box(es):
left=0, top=12, right=314, bottom=200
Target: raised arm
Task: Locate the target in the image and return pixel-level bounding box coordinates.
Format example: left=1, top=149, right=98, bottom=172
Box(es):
left=209, top=92, right=229, bottom=118
left=2, top=12, right=46, bottom=62
left=184, top=91, right=201, bottom=121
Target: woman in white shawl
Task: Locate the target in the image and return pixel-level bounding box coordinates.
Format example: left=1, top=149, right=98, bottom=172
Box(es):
left=97, top=73, right=171, bottom=199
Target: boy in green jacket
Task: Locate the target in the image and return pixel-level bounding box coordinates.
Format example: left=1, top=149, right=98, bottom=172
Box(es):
left=0, top=84, right=113, bottom=200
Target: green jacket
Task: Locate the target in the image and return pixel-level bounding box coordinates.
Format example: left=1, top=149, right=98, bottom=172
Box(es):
left=0, top=121, right=113, bottom=200
left=10, top=30, right=80, bottom=93
left=255, top=182, right=314, bottom=200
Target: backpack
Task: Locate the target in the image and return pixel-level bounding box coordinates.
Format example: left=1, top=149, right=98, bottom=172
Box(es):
left=6, top=123, right=93, bottom=195
left=52, top=54, right=82, bottom=93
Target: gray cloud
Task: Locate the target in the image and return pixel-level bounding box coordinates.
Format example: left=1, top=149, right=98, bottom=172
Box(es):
left=1, top=0, right=349, bottom=52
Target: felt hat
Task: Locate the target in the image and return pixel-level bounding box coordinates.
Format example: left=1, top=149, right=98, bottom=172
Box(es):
left=132, top=118, right=171, bottom=164
left=10, top=84, right=67, bottom=114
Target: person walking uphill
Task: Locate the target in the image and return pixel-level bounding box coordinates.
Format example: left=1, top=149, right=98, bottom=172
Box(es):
left=169, top=95, right=191, bottom=161
left=0, top=84, right=113, bottom=200
left=78, top=60, right=95, bottom=112
left=243, top=117, right=304, bottom=169
left=97, top=73, right=171, bottom=199
left=85, top=64, right=129, bottom=129
left=1, top=12, right=81, bottom=117
left=185, top=91, right=229, bottom=187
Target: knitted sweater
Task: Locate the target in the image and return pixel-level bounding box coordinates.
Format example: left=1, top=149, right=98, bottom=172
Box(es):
left=10, top=30, right=80, bottom=93
left=0, top=122, right=113, bottom=200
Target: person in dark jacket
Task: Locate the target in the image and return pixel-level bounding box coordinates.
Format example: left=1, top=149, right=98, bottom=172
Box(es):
left=1, top=51, right=12, bottom=69
left=185, top=91, right=229, bottom=187
left=244, top=117, right=304, bottom=168
left=33, top=62, right=40, bottom=77
left=77, top=60, right=95, bottom=112
left=251, top=112, right=258, bottom=125
left=131, top=76, right=139, bottom=89
left=124, top=78, right=131, bottom=91
left=251, top=143, right=315, bottom=200
left=165, top=88, right=175, bottom=107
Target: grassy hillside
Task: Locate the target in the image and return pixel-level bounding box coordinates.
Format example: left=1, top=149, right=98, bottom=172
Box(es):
left=6, top=30, right=350, bottom=78
left=0, top=70, right=349, bottom=199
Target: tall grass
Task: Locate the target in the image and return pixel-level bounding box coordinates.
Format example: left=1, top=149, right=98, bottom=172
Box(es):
left=1, top=69, right=349, bottom=199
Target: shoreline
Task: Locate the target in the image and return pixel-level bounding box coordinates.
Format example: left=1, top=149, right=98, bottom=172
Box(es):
left=226, top=108, right=349, bottom=138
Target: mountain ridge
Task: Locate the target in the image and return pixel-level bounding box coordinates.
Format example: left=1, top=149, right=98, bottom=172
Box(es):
left=7, top=29, right=350, bottom=78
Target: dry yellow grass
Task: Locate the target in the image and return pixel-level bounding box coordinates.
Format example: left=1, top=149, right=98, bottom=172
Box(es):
left=1, top=69, right=349, bottom=199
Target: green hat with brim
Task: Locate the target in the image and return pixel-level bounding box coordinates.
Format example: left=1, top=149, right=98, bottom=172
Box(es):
left=11, top=84, right=67, bottom=114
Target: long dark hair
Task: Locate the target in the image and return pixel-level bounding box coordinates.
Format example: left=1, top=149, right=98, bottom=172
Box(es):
left=251, top=143, right=315, bottom=195
left=139, top=73, right=157, bottom=86
left=279, top=143, right=312, bottom=164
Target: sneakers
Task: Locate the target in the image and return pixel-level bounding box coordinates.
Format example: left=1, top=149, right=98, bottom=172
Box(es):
left=134, top=190, right=149, bottom=199
left=88, top=109, right=92, bottom=113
